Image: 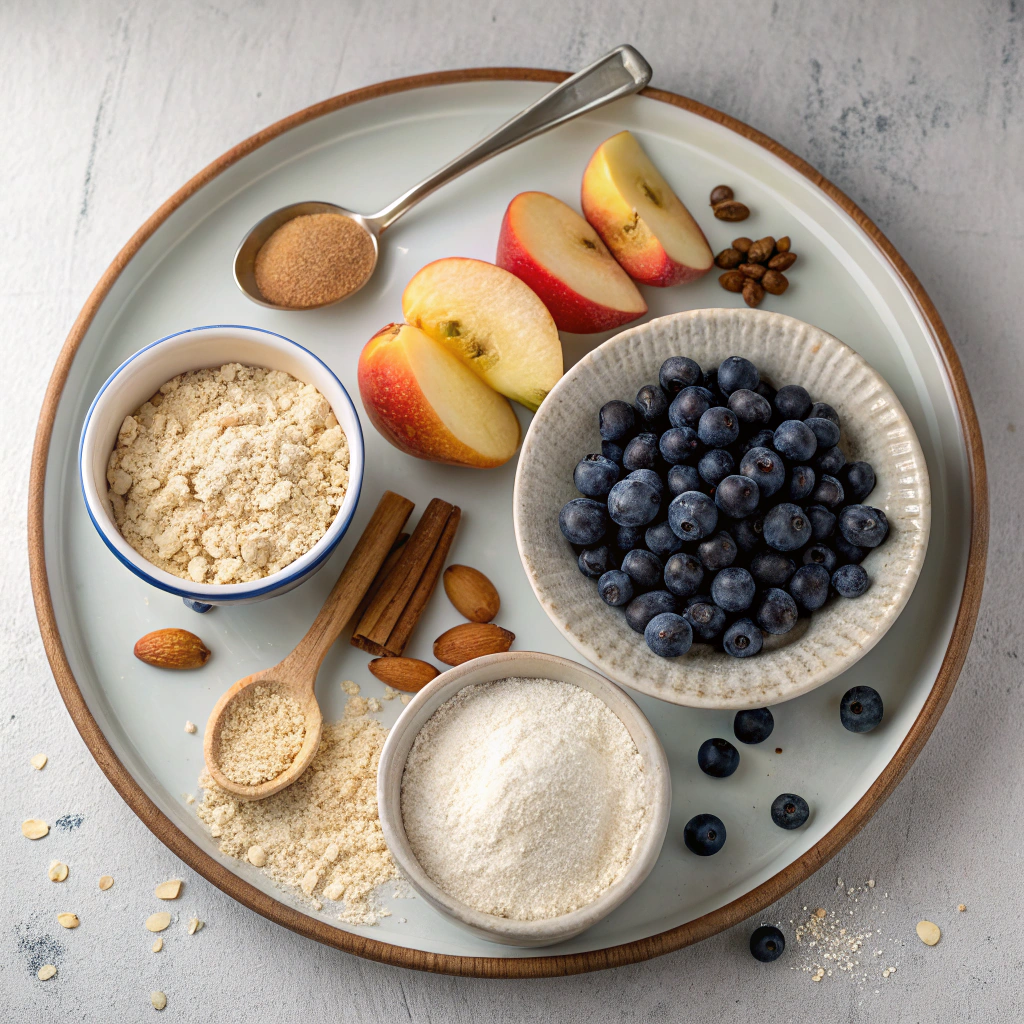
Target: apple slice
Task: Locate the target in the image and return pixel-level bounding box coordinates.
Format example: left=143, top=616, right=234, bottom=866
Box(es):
left=358, top=323, right=521, bottom=469
left=496, top=192, right=648, bottom=334
left=402, top=257, right=562, bottom=412
left=581, top=130, right=714, bottom=286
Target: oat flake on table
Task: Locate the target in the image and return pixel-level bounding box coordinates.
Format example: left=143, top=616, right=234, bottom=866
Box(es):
left=107, top=363, right=349, bottom=584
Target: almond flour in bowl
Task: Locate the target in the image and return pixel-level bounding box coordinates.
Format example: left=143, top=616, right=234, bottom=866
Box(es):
left=106, top=362, right=349, bottom=584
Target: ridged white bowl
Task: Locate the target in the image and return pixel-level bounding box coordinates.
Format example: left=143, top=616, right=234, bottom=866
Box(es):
left=513, top=309, right=931, bottom=709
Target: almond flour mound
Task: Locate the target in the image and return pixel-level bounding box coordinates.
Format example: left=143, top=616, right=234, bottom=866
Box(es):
left=217, top=686, right=306, bottom=786
left=197, top=697, right=396, bottom=925
left=107, top=363, right=349, bottom=584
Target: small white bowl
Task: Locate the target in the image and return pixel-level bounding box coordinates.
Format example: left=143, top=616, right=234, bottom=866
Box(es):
left=79, top=324, right=364, bottom=611
left=513, top=309, right=931, bottom=709
left=377, top=652, right=671, bottom=947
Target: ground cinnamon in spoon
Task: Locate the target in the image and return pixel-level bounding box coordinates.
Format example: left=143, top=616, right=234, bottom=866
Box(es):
left=254, top=212, right=376, bottom=308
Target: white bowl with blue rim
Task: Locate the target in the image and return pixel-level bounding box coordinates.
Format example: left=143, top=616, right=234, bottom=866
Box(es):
left=79, top=325, right=363, bottom=612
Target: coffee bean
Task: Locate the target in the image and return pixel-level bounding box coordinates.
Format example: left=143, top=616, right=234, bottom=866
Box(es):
left=762, top=269, right=789, bottom=295
left=713, top=200, right=751, bottom=221
left=742, top=278, right=765, bottom=307
left=768, top=251, right=797, bottom=271
left=732, top=237, right=753, bottom=254
left=738, top=263, right=766, bottom=280
left=746, top=237, right=776, bottom=263
left=710, top=184, right=734, bottom=205
left=715, top=248, right=743, bottom=269
left=776, top=236, right=791, bottom=253
left=719, top=270, right=746, bottom=293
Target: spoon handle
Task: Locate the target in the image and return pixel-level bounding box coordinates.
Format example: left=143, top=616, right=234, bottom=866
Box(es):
left=368, top=44, right=652, bottom=233
left=283, top=491, right=414, bottom=681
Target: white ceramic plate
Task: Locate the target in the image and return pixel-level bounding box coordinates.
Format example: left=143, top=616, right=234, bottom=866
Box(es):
left=31, top=72, right=983, bottom=975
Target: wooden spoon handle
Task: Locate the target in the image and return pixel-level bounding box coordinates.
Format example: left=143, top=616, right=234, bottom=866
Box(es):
left=283, top=491, right=413, bottom=679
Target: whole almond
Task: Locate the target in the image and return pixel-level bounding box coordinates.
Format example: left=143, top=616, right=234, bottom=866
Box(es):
left=742, top=278, right=765, bottom=308
left=433, top=623, right=514, bottom=666
left=738, top=262, right=766, bottom=280
left=443, top=564, right=500, bottom=622
left=762, top=269, right=789, bottom=295
left=134, top=628, right=211, bottom=670
left=368, top=657, right=439, bottom=692
left=746, top=236, right=776, bottom=263
left=718, top=270, right=746, bottom=293
left=776, top=236, right=791, bottom=253
left=731, top=236, right=753, bottom=254
left=709, top=184, right=734, bottom=205
left=712, top=200, right=750, bottom=221
left=768, top=251, right=797, bottom=271
left=714, top=248, right=743, bottom=269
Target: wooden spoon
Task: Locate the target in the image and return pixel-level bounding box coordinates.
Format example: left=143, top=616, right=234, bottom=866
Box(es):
left=203, top=491, right=413, bottom=800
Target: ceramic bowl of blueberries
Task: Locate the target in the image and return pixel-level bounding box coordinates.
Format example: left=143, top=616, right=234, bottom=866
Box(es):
left=512, top=308, right=931, bottom=709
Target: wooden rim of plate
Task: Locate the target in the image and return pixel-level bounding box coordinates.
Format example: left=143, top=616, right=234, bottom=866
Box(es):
left=28, top=68, right=988, bottom=978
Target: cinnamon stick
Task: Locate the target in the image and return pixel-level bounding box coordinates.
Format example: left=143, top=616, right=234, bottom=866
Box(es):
left=352, top=532, right=409, bottom=626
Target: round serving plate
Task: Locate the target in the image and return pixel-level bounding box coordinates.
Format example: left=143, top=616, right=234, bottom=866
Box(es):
left=29, top=69, right=986, bottom=977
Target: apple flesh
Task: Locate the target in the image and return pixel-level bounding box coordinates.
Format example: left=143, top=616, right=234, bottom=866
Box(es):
left=358, top=323, right=521, bottom=469
left=496, top=191, right=647, bottom=334
left=581, top=130, right=714, bottom=287
left=402, top=257, right=563, bottom=412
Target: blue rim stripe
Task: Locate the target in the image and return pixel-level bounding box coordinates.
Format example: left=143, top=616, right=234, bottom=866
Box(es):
left=78, top=324, right=364, bottom=602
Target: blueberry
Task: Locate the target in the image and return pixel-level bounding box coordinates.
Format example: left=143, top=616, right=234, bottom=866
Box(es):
left=832, top=563, right=870, bottom=597
left=834, top=533, right=868, bottom=564
left=574, top=454, right=620, bottom=498
left=842, top=461, right=876, bottom=503
left=684, top=599, right=727, bottom=642
left=813, top=445, right=846, bottom=477
left=739, top=428, right=777, bottom=456
left=774, top=384, right=812, bottom=420
left=621, top=548, right=664, bottom=590
left=698, top=406, right=740, bottom=447
left=750, top=550, right=796, bottom=588
left=559, top=498, right=608, bottom=546
left=711, top=567, right=756, bottom=613
left=732, top=514, right=766, bottom=554
left=635, top=384, right=669, bottom=429
left=723, top=618, right=764, bottom=658
left=663, top=552, right=705, bottom=598
left=625, top=590, right=677, bottom=633
left=807, top=401, right=840, bottom=427
left=698, top=737, right=740, bottom=778
left=645, top=612, right=693, bottom=657
left=578, top=545, right=613, bottom=578
left=668, top=386, right=713, bottom=428
left=607, top=478, right=661, bottom=526
left=771, top=793, right=810, bottom=830
left=646, top=520, right=683, bottom=559
left=698, top=531, right=738, bottom=571
left=698, top=448, right=736, bottom=487
left=749, top=925, right=786, bottom=962
left=757, top=587, right=799, bottom=634
left=838, top=505, right=889, bottom=548
left=659, top=356, right=702, bottom=395
left=755, top=379, right=777, bottom=406
left=802, top=543, right=837, bottom=573
left=840, top=685, right=883, bottom=732
left=734, top=707, right=774, bottom=743
left=763, top=503, right=811, bottom=551
left=616, top=524, right=645, bottom=552
left=668, top=490, right=719, bottom=540
left=715, top=474, right=760, bottom=518
left=622, top=432, right=660, bottom=472
left=810, top=472, right=845, bottom=507
left=599, top=400, right=635, bottom=442
left=703, top=367, right=727, bottom=403
left=806, top=504, right=836, bottom=541
left=739, top=446, right=785, bottom=497
left=773, top=419, right=818, bottom=462
left=786, top=465, right=815, bottom=502
left=597, top=569, right=633, bottom=607
left=788, top=563, right=830, bottom=612
left=804, top=416, right=840, bottom=449
left=728, top=388, right=772, bottom=427
left=667, top=463, right=707, bottom=496
left=628, top=467, right=664, bottom=500
left=718, top=355, right=759, bottom=395
left=659, top=425, right=700, bottom=464
left=601, top=440, right=624, bottom=464
left=684, top=813, right=726, bottom=856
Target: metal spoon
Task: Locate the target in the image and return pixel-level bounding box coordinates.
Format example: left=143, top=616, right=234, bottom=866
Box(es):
left=234, top=44, right=652, bottom=311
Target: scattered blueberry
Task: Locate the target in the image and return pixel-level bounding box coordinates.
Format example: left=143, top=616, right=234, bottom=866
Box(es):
left=801, top=543, right=837, bottom=573
left=711, top=567, right=756, bottom=613
left=739, top=446, right=785, bottom=497
left=684, top=599, right=727, bottom=642
left=684, top=813, right=727, bottom=856
left=734, top=707, right=774, bottom=743
left=750, top=550, right=796, bottom=588
left=628, top=467, right=664, bottom=499
left=787, top=465, right=815, bottom=502
left=698, top=448, right=736, bottom=487
left=659, top=425, right=700, bottom=464
left=574, top=454, right=620, bottom=498
left=578, top=545, right=613, bottom=579
left=668, top=386, right=713, bottom=428
left=635, top=384, right=669, bottom=429
left=698, top=531, right=738, bottom=571
left=806, top=504, right=837, bottom=541
left=771, top=793, right=810, bottom=830
left=645, top=612, right=693, bottom=657
left=668, top=490, right=719, bottom=541
left=663, top=552, right=705, bottom=597
left=728, top=388, right=772, bottom=426
left=774, top=384, right=812, bottom=420
left=715, top=474, right=760, bottom=518
left=601, top=440, right=624, bottom=464
left=599, top=400, right=635, bottom=442
left=773, top=419, right=818, bottom=463
left=723, top=618, right=764, bottom=658
left=624, top=590, right=678, bottom=633
left=698, top=737, right=740, bottom=778
left=838, top=505, right=889, bottom=548
left=807, top=401, right=840, bottom=426
left=607, top=478, right=661, bottom=527
left=623, top=432, right=660, bottom=472
left=667, top=463, right=706, bottom=496
left=832, top=563, right=870, bottom=597
left=659, top=355, right=702, bottom=395
left=757, top=587, right=799, bottom=634
left=621, top=548, right=664, bottom=590
left=598, top=569, right=633, bottom=607
left=559, top=498, right=608, bottom=546
left=810, top=472, right=845, bottom=507
left=843, top=461, right=876, bottom=503
left=813, top=444, right=846, bottom=477
left=788, top=563, right=830, bottom=612
left=750, top=925, right=786, bottom=962
left=763, top=503, right=811, bottom=551
left=840, top=685, right=884, bottom=732
left=698, top=406, right=740, bottom=448
left=717, top=355, right=759, bottom=395
left=804, top=416, right=840, bottom=449
left=645, top=520, right=684, bottom=559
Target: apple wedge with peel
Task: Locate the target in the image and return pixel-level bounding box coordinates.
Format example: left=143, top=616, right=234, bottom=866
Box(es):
left=402, top=257, right=563, bottom=411
left=581, top=130, right=714, bottom=287
left=358, top=323, right=521, bottom=469
left=496, top=192, right=647, bottom=334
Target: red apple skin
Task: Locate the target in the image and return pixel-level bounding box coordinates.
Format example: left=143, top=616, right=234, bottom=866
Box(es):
left=496, top=199, right=647, bottom=334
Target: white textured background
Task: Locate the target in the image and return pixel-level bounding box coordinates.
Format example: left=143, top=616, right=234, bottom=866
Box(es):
left=2, top=0, right=1019, bottom=1020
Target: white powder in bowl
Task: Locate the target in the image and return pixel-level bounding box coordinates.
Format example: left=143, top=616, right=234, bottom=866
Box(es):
left=400, top=677, right=649, bottom=921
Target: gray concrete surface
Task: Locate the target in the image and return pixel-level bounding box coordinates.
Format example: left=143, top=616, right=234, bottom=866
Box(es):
left=1, top=1, right=1019, bottom=1020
